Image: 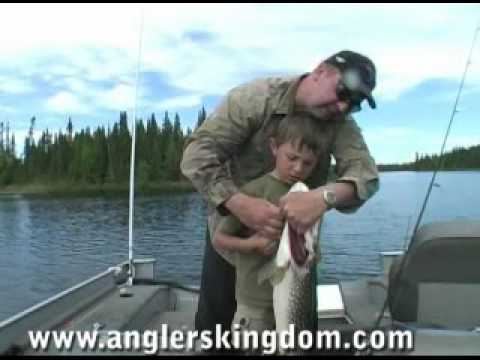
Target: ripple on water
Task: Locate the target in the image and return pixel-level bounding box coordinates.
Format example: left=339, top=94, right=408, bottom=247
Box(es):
left=2, top=172, right=480, bottom=321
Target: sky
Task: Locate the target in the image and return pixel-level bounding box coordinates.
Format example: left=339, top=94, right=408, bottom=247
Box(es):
left=1, top=3, right=480, bottom=164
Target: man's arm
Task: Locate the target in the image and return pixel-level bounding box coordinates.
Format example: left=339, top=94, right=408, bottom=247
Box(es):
left=331, top=117, right=379, bottom=210
left=279, top=182, right=356, bottom=234
left=180, top=86, right=259, bottom=208
left=180, top=84, right=284, bottom=239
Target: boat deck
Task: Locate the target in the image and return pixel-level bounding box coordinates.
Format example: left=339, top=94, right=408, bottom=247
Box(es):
left=2, top=252, right=479, bottom=356
left=21, top=283, right=199, bottom=355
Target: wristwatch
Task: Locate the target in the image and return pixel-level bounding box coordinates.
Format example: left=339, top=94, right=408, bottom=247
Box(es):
left=322, top=189, right=337, bottom=210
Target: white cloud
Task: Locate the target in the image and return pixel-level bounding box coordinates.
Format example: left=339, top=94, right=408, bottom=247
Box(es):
left=0, top=104, right=15, bottom=114
left=46, top=91, right=89, bottom=114
left=1, top=3, right=480, bottom=162
left=1, top=4, right=479, bottom=100
left=154, top=95, right=202, bottom=111
left=96, top=84, right=136, bottom=111
left=0, top=4, right=140, bottom=55
left=0, top=76, right=35, bottom=95
left=63, top=78, right=89, bottom=94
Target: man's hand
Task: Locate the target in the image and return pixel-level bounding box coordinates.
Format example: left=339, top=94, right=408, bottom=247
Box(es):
left=279, top=182, right=358, bottom=234
left=224, top=193, right=284, bottom=240
left=279, top=189, right=326, bottom=235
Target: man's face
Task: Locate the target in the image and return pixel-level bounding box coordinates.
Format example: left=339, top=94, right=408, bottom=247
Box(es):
left=270, top=140, right=318, bottom=185
left=297, top=65, right=352, bottom=121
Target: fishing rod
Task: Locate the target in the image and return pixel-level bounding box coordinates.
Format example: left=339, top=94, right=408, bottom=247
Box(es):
left=127, top=8, right=145, bottom=287
left=368, top=23, right=480, bottom=346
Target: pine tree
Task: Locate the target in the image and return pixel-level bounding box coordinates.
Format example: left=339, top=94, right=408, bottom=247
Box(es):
left=67, top=117, right=73, bottom=142
left=10, top=134, right=15, bottom=157
left=2, top=104, right=228, bottom=187
left=146, top=113, right=160, bottom=181
left=196, top=106, right=207, bottom=129
left=0, top=122, right=4, bottom=152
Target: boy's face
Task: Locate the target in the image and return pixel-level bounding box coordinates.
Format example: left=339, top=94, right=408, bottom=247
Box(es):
left=270, top=139, right=318, bottom=185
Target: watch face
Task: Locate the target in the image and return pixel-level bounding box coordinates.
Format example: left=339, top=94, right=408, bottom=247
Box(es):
left=324, top=190, right=336, bottom=206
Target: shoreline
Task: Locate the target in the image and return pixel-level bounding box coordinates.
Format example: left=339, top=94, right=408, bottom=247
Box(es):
left=0, top=181, right=196, bottom=196
left=2, top=169, right=479, bottom=195
left=378, top=168, right=480, bottom=172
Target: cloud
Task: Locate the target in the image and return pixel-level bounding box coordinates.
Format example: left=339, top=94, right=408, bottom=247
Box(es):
left=63, top=78, right=89, bottom=94
left=96, top=83, right=136, bottom=111
left=0, top=104, right=15, bottom=114
left=1, top=4, right=480, bottom=162
left=158, top=5, right=479, bottom=96
left=2, top=4, right=479, bottom=100
left=45, top=91, right=90, bottom=115
left=154, top=95, right=202, bottom=111
left=182, top=30, right=216, bottom=44
left=0, top=76, right=35, bottom=95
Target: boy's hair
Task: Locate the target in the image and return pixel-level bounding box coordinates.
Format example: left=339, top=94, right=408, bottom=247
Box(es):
left=270, top=114, right=328, bottom=155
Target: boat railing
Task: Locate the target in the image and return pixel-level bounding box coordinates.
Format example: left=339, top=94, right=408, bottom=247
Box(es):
left=0, top=267, right=115, bottom=354
left=0, top=257, right=157, bottom=354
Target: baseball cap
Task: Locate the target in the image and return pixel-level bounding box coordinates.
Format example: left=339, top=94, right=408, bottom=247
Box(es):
left=324, top=50, right=377, bottom=109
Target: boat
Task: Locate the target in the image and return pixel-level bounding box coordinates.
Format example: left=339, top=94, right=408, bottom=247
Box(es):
left=1, top=16, right=479, bottom=357
left=316, top=220, right=480, bottom=356
left=0, top=259, right=202, bottom=355
left=1, top=220, right=479, bottom=355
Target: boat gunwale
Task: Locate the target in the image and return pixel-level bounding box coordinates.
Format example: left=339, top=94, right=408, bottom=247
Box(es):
left=0, top=268, right=114, bottom=329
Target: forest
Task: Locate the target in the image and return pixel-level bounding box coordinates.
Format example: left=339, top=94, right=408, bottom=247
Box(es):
left=377, top=146, right=480, bottom=171
left=0, top=107, right=207, bottom=192
left=1, top=109, right=479, bottom=192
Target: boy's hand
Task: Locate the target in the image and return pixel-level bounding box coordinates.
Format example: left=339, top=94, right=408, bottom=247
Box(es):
left=250, top=233, right=279, bottom=257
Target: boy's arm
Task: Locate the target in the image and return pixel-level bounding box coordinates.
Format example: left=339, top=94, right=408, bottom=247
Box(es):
left=213, top=230, right=278, bottom=257
left=213, top=230, right=257, bottom=253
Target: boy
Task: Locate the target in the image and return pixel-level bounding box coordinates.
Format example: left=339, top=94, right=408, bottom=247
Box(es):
left=212, top=114, right=328, bottom=345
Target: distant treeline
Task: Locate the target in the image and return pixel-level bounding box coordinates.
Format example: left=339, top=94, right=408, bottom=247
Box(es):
left=2, top=113, right=480, bottom=188
left=0, top=107, right=207, bottom=188
left=378, top=145, right=480, bottom=171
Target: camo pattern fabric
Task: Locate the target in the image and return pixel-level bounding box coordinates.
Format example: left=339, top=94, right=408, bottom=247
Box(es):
left=180, top=74, right=379, bottom=240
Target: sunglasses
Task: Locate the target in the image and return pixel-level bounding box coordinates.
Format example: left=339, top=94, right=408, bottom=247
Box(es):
left=335, top=69, right=367, bottom=113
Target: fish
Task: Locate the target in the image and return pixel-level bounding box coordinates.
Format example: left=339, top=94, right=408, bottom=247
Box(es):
left=258, top=181, right=320, bottom=353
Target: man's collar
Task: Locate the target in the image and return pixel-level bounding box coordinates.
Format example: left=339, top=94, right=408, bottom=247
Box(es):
left=274, top=73, right=309, bottom=115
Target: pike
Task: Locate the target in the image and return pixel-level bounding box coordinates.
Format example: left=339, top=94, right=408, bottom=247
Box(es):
left=258, top=182, right=320, bottom=352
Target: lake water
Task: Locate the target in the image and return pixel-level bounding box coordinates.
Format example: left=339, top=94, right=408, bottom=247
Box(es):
left=1, top=171, right=480, bottom=322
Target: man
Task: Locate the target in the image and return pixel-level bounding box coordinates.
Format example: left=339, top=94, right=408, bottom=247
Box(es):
left=180, top=50, right=380, bottom=340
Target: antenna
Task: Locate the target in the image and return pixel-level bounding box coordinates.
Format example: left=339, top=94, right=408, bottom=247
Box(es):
left=409, top=25, right=479, bottom=241
left=402, top=215, right=411, bottom=251
left=367, top=24, right=480, bottom=346
left=127, top=7, right=145, bottom=287
left=5, top=120, right=10, bottom=154
left=0, top=122, right=4, bottom=152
